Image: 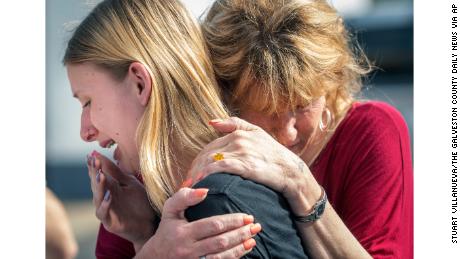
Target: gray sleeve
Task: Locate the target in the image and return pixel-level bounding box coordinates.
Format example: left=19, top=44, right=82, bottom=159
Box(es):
left=184, top=173, right=309, bottom=259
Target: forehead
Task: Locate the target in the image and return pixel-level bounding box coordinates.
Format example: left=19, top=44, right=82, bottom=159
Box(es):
left=237, top=96, right=305, bottom=116
left=67, top=63, right=114, bottom=97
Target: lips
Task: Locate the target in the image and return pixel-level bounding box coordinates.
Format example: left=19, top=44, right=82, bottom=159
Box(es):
left=100, top=139, right=116, bottom=148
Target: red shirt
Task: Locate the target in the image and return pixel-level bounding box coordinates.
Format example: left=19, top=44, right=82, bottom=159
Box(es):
left=96, top=224, right=134, bottom=259
left=311, top=101, right=413, bottom=258
left=95, top=101, right=413, bottom=259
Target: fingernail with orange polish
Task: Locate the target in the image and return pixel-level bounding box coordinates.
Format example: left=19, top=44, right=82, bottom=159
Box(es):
left=243, top=238, right=256, bottom=250
left=250, top=223, right=262, bottom=235
left=194, top=188, right=209, bottom=199
left=208, top=119, right=223, bottom=125
left=181, top=178, right=193, bottom=188
left=243, top=215, right=254, bottom=225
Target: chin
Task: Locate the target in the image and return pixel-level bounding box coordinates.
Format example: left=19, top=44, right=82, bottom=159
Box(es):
left=295, top=143, right=309, bottom=157
left=288, top=143, right=303, bottom=155
left=117, top=162, right=131, bottom=175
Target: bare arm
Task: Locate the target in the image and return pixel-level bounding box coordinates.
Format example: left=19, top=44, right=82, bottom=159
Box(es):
left=88, top=152, right=259, bottom=258
left=289, top=162, right=371, bottom=259
left=188, top=117, right=374, bottom=258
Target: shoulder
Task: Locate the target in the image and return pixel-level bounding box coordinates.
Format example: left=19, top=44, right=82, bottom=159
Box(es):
left=188, top=173, right=283, bottom=212
left=185, top=173, right=309, bottom=258
left=192, top=172, right=242, bottom=193
left=336, top=101, right=409, bottom=144
left=186, top=173, right=294, bottom=230
left=96, top=224, right=135, bottom=259
left=326, top=101, right=412, bottom=176
left=347, top=101, right=407, bottom=130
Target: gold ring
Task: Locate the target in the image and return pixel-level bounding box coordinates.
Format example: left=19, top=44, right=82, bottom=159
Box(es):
left=213, top=152, right=224, bottom=161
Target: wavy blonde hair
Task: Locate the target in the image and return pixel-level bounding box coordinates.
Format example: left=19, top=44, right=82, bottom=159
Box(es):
left=203, top=0, right=371, bottom=122
left=64, top=0, right=228, bottom=213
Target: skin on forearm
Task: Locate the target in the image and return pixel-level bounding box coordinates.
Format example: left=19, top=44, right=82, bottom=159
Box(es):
left=133, top=236, right=159, bottom=259
left=287, top=163, right=371, bottom=259
left=296, top=205, right=372, bottom=259
left=132, top=218, right=159, bottom=253
left=133, top=242, right=144, bottom=254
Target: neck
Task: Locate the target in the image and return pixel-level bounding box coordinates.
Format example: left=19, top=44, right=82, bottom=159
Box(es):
left=302, top=102, right=353, bottom=166
left=301, top=130, right=332, bottom=166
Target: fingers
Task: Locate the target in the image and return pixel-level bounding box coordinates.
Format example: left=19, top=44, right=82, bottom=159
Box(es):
left=87, top=153, right=97, bottom=193
left=209, top=117, right=259, bottom=133
left=200, top=238, right=257, bottom=259
left=201, top=117, right=258, bottom=163
left=94, top=170, right=117, bottom=210
left=190, top=157, right=246, bottom=186
left=194, top=222, right=261, bottom=255
left=87, top=152, right=117, bottom=217
left=187, top=132, right=247, bottom=180
left=95, top=187, right=112, bottom=223
left=190, top=213, right=254, bottom=240
left=162, top=188, right=209, bottom=219
left=200, top=158, right=246, bottom=181
left=92, top=151, right=131, bottom=185
left=92, top=169, right=107, bottom=207
left=87, top=154, right=104, bottom=205
left=190, top=153, right=230, bottom=183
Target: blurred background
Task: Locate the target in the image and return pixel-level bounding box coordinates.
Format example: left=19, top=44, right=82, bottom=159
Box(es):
left=46, top=0, right=413, bottom=258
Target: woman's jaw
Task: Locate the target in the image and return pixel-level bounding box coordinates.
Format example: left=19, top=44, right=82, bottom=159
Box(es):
left=115, top=146, right=142, bottom=175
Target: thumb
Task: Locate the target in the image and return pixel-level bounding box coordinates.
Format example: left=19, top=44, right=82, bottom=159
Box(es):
left=162, top=188, right=209, bottom=220
left=209, top=117, right=259, bottom=133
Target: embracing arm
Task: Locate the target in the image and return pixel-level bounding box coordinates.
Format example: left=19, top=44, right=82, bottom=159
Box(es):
left=89, top=152, right=263, bottom=259
left=185, top=173, right=308, bottom=259
left=189, top=118, right=370, bottom=258
left=134, top=187, right=258, bottom=259
left=189, top=114, right=411, bottom=259
left=286, top=161, right=372, bottom=259
left=292, top=103, right=413, bottom=259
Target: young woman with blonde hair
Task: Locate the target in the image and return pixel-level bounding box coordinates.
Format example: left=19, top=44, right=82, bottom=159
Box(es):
left=63, top=0, right=310, bottom=258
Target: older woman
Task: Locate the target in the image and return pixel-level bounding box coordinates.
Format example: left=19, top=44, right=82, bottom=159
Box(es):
left=63, top=0, right=310, bottom=258
left=188, top=0, right=413, bottom=258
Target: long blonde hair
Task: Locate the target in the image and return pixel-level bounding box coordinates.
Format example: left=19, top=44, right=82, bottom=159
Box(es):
left=64, top=0, right=229, bottom=213
left=203, top=0, right=371, bottom=123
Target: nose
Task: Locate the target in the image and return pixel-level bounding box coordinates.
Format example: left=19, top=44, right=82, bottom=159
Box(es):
left=80, top=109, right=98, bottom=142
left=274, top=112, right=298, bottom=147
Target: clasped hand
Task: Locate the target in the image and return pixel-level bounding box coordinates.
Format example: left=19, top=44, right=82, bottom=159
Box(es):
left=87, top=151, right=260, bottom=257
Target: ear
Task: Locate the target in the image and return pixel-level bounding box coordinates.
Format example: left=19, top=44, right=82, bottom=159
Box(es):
left=127, top=62, right=152, bottom=107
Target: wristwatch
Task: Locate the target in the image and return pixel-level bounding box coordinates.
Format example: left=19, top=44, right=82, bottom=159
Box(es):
left=294, top=186, right=327, bottom=223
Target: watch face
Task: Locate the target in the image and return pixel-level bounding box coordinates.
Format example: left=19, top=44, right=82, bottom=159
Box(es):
left=317, top=203, right=326, bottom=215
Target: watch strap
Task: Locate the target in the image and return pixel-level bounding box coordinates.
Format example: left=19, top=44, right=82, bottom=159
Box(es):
left=293, top=186, right=327, bottom=223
